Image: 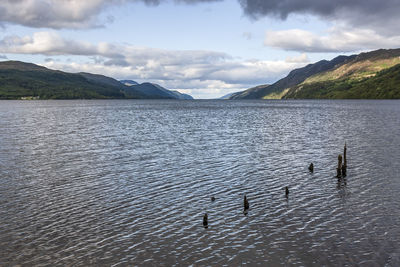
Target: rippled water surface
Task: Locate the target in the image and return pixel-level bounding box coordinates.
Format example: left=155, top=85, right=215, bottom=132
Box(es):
left=1, top=100, right=400, bottom=266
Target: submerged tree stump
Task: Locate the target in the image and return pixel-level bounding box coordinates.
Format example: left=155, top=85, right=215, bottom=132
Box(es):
left=244, top=195, right=249, bottom=210
left=342, top=143, right=347, bottom=177
left=337, top=154, right=343, bottom=178
left=203, top=213, right=208, bottom=228
left=308, top=163, right=314, bottom=173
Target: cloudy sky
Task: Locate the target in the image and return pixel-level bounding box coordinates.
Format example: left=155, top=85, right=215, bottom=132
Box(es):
left=1, top=0, right=399, bottom=98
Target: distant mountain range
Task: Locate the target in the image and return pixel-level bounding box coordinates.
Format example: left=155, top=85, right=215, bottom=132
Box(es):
left=230, top=48, right=400, bottom=99
left=123, top=82, right=193, bottom=100
left=0, top=61, right=193, bottom=100
left=219, top=92, right=238, bottom=99
left=2, top=48, right=400, bottom=101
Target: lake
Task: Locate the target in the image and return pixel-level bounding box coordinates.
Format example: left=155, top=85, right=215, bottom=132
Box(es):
left=1, top=100, right=399, bottom=266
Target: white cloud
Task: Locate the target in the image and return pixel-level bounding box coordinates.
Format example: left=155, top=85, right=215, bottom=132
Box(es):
left=0, top=0, right=221, bottom=29
left=0, top=32, right=98, bottom=55
left=0, top=0, right=107, bottom=29
left=265, top=27, right=400, bottom=53
left=285, top=53, right=309, bottom=63
left=0, top=31, right=228, bottom=64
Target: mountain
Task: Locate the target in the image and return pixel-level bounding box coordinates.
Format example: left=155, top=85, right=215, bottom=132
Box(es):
left=283, top=49, right=400, bottom=99
left=80, top=72, right=129, bottom=89
left=170, top=90, right=193, bottom=100
left=0, top=61, right=48, bottom=71
left=0, top=61, right=129, bottom=99
left=229, top=84, right=275, bottom=99
left=0, top=61, right=193, bottom=100
left=124, top=82, right=193, bottom=99
left=219, top=91, right=243, bottom=99
left=230, top=56, right=354, bottom=99
left=230, top=48, right=400, bottom=99
left=284, top=61, right=400, bottom=99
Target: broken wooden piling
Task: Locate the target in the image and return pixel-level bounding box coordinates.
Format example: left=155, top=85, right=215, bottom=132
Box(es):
left=203, top=213, right=208, bottom=228
left=244, top=195, right=249, bottom=210
left=337, top=154, right=343, bottom=178
left=342, top=143, right=347, bottom=177
left=308, top=163, right=314, bottom=173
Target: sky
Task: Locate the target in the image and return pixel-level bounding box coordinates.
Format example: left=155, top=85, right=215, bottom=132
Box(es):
left=1, top=0, right=400, bottom=99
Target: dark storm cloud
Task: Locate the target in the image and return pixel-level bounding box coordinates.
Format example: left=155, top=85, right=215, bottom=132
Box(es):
left=239, top=0, right=400, bottom=33
left=143, top=0, right=221, bottom=3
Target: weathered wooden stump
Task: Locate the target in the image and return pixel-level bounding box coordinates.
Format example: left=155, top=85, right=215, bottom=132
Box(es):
left=337, top=154, right=343, bottom=178
left=203, top=213, right=208, bottom=228
left=342, top=143, right=347, bottom=177
left=244, top=195, right=249, bottom=210
left=308, top=163, right=314, bottom=173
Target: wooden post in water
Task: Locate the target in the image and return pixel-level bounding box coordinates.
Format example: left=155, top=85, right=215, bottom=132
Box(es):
left=337, top=154, right=343, bottom=178
left=203, top=213, right=208, bottom=228
left=244, top=195, right=249, bottom=210
left=308, top=163, right=314, bottom=173
left=342, top=143, right=347, bottom=177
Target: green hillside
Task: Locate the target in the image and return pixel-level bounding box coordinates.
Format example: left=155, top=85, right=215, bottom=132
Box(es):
left=284, top=63, right=400, bottom=99
left=0, top=61, right=136, bottom=99
left=230, top=48, right=400, bottom=100
left=230, top=55, right=354, bottom=99
left=0, top=61, right=193, bottom=100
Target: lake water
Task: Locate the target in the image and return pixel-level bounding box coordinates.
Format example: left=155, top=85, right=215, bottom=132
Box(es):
left=0, top=100, right=399, bottom=266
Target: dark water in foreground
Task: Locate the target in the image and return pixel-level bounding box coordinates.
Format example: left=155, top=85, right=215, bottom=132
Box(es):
left=0, top=100, right=400, bottom=266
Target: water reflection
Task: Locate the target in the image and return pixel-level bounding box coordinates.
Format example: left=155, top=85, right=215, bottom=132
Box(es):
left=337, top=176, right=347, bottom=190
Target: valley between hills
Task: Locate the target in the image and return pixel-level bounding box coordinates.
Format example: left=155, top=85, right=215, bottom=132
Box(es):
left=1, top=48, right=399, bottom=100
